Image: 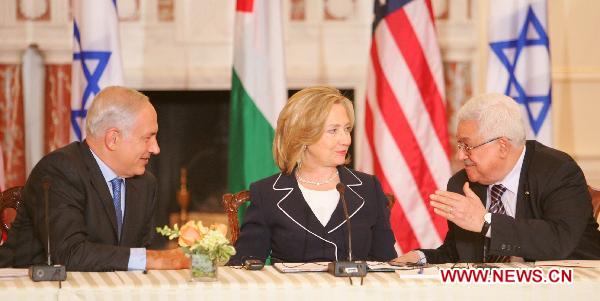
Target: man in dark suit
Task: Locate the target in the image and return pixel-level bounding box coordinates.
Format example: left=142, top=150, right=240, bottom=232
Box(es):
left=0, top=86, right=189, bottom=271
left=395, top=93, right=600, bottom=264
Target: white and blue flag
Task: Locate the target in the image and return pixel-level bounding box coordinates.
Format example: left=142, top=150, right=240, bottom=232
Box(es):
left=486, top=0, right=552, bottom=145
left=71, top=0, right=123, bottom=141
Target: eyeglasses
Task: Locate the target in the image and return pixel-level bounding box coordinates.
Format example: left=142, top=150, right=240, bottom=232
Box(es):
left=457, top=137, right=503, bottom=155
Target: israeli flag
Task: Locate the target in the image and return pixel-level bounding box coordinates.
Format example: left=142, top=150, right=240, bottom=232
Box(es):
left=486, top=0, right=552, bottom=145
left=71, top=0, right=123, bottom=141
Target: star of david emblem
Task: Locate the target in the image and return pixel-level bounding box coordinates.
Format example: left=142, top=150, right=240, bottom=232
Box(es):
left=72, top=22, right=112, bottom=141
left=489, top=5, right=551, bottom=135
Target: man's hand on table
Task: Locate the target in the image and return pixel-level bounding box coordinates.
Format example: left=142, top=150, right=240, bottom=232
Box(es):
left=146, top=248, right=190, bottom=270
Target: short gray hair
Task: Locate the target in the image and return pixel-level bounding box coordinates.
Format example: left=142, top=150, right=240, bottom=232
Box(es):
left=457, top=93, right=526, bottom=146
left=85, top=86, right=151, bottom=138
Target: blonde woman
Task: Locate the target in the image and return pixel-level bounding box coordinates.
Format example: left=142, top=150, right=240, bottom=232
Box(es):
left=228, top=86, right=396, bottom=265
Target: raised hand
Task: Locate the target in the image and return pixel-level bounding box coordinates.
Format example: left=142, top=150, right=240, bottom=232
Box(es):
left=430, top=182, right=487, bottom=233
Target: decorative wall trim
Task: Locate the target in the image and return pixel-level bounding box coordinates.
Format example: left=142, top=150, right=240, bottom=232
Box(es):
left=158, top=0, right=175, bottom=22
left=553, top=70, right=600, bottom=82
left=17, top=0, right=50, bottom=22
left=118, top=0, right=141, bottom=22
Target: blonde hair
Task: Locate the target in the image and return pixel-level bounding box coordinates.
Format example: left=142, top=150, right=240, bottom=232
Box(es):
left=273, top=86, right=354, bottom=174
left=86, top=86, right=151, bottom=138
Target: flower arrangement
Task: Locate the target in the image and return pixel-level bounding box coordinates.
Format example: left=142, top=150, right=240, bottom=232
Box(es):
left=157, top=221, right=236, bottom=280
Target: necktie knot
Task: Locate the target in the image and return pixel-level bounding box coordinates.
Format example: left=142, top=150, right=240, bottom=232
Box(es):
left=110, top=177, right=123, bottom=189
left=489, top=184, right=507, bottom=214
left=491, top=184, right=507, bottom=196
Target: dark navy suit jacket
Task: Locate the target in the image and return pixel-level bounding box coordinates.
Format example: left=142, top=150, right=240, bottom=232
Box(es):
left=229, top=166, right=396, bottom=265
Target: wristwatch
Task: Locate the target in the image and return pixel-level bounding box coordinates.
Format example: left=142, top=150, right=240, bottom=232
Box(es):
left=480, top=212, right=492, bottom=236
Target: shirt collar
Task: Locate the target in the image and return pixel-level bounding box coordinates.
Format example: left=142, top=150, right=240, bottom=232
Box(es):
left=494, top=145, right=526, bottom=194
left=90, top=148, right=120, bottom=183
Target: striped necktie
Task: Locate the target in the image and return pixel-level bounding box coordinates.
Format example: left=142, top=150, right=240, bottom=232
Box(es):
left=489, top=184, right=507, bottom=215
left=486, top=184, right=510, bottom=263
left=110, top=177, right=124, bottom=240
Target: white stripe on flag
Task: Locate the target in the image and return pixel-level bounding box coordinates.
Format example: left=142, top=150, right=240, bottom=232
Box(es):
left=375, top=22, right=451, bottom=189
left=233, top=0, right=286, bottom=128
left=403, top=0, right=445, bottom=97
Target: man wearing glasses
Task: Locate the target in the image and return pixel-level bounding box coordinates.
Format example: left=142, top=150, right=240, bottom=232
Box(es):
left=395, top=93, right=600, bottom=264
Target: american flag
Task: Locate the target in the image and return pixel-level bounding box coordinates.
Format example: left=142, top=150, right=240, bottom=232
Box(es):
left=356, top=0, right=451, bottom=253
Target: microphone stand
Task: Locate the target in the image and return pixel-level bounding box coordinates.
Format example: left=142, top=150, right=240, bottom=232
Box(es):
left=29, top=177, right=66, bottom=282
left=327, top=183, right=367, bottom=285
left=339, top=183, right=356, bottom=286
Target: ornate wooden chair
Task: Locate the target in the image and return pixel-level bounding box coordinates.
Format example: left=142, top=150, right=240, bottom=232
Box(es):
left=222, top=190, right=397, bottom=245
left=385, top=193, right=395, bottom=211
left=0, top=186, right=24, bottom=245
left=221, top=190, right=250, bottom=245
left=589, top=185, right=600, bottom=227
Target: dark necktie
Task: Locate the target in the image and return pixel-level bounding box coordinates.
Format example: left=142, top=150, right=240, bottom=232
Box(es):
left=110, top=177, right=124, bottom=240
left=486, top=184, right=510, bottom=263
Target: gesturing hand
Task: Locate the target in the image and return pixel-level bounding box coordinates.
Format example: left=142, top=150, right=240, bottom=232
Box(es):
left=430, top=182, right=487, bottom=233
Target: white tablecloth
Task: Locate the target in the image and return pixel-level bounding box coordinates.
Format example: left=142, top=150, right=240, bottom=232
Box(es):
left=2, top=263, right=599, bottom=300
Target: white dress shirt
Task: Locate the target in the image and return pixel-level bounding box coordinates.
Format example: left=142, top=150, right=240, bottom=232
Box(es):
left=298, top=183, right=340, bottom=227
left=485, top=145, right=526, bottom=235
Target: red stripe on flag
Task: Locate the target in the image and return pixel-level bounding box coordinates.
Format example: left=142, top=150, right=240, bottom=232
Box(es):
left=370, top=42, right=448, bottom=238
left=424, top=0, right=436, bottom=24
left=385, top=11, right=450, bottom=158
left=236, top=0, right=254, bottom=12
left=365, top=100, right=419, bottom=252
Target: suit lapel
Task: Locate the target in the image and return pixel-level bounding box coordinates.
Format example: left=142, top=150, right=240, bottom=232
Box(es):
left=471, top=182, right=488, bottom=207
left=275, top=167, right=366, bottom=235
left=327, top=166, right=365, bottom=234
left=275, top=172, right=315, bottom=233
left=80, top=142, right=120, bottom=240
left=515, top=141, right=535, bottom=218
left=121, top=178, right=142, bottom=244
left=274, top=171, right=341, bottom=260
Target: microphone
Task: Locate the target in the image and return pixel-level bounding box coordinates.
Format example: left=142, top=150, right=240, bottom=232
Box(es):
left=29, top=177, right=67, bottom=282
left=327, top=182, right=367, bottom=283
left=336, top=183, right=353, bottom=261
